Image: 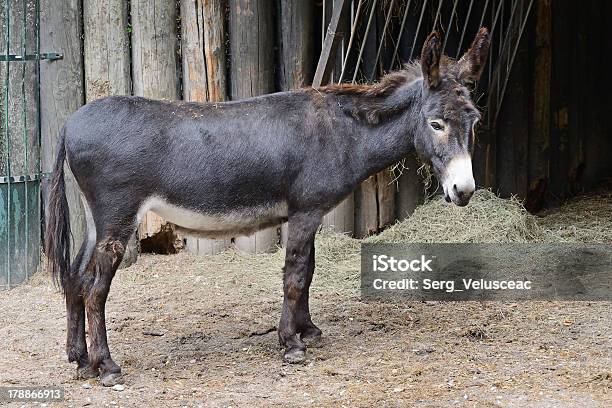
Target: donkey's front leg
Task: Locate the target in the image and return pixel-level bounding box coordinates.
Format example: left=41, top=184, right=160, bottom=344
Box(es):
left=83, top=238, right=126, bottom=386
left=296, top=240, right=323, bottom=345
left=279, top=213, right=321, bottom=363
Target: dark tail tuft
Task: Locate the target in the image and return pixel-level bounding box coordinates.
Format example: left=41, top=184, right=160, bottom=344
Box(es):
left=45, top=128, right=71, bottom=293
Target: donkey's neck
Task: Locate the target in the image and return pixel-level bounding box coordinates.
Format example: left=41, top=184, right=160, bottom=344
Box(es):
left=348, top=81, right=423, bottom=184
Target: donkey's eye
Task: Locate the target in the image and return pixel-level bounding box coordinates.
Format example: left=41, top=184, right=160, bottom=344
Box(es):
left=429, top=121, right=444, bottom=131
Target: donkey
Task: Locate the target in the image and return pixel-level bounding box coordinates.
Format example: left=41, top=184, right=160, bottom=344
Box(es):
left=46, top=29, right=490, bottom=385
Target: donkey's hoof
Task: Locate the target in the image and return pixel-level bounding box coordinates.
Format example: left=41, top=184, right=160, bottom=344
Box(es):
left=283, top=347, right=306, bottom=364
left=100, top=372, right=124, bottom=387
left=300, top=328, right=322, bottom=347
left=76, top=365, right=98, bottom=380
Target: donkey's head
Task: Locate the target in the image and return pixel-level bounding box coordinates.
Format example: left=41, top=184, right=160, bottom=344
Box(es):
left=413, top=28, right=490, bottom=206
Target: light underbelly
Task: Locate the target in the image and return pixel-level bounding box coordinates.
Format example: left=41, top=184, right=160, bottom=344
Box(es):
left=137, top=196, right=288, bottom=239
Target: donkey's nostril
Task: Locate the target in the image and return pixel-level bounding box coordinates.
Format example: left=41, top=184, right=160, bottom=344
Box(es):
left=453, top=184, right=458, bottom=192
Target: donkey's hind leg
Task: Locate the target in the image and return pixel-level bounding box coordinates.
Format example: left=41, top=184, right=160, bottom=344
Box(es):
left=66, top=198, right=98, bottom=379
left=81, top=213, right=136, bottom=386
left=65, top=244, right=96, bottom=379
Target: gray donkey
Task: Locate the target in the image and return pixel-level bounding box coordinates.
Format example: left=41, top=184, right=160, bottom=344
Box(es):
left=46, top=29, right=490, bottom=385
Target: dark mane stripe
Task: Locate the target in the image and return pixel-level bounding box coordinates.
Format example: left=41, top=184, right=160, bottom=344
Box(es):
left=315, top=62, right=423, bottom=97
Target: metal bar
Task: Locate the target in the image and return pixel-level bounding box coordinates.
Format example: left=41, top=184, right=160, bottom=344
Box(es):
left=22, top=0, right=29, bottom=282
left=442, top=0, right=459, bottom=54
left=433, top=0, right=444, bottom=28
left=0, top=52, right=62, bottom=61
left=408, top=0, right=429, bottom=61
left=36, top=0, right=42, bottom=283
left=390, top=0, right=412, bottom=70
left=4, top=0, right=12, bottom=289
left=0, top=173, right=44, bottom=183
left=370, top=0, right=396, bottom=81
left=477, top=0, right=491, bottom=30
left=455, top=0, right=474, bottom=57
left=338, top=0, right=364, bottom=83
left=493, top=0, right=534, bottom=125
left=502, top=0, right=521, bottom=75
left=351, top=0, right=377, bottom=84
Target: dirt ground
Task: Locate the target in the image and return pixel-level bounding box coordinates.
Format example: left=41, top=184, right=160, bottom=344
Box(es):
left=0, top=248, right=610, bottom=408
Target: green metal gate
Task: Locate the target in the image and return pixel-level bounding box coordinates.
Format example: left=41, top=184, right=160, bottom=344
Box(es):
left=0, top=0, right=60, bottom=289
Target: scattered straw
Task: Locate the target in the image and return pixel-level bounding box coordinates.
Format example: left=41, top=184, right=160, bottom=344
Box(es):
left=132, top=189, right=609, bottom=295
left=538, top=193, right=612, bottom=243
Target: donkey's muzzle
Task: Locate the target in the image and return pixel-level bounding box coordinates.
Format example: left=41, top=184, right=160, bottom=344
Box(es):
left=452, top=183, right=474, bottom=206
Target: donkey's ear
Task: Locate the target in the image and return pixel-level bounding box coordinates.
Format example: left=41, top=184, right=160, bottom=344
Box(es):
left=456, top=27, right=491, bottom=85
left=420, top=31, right=442, bottom=88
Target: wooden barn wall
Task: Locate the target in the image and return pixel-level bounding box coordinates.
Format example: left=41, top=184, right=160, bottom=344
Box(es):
left=493, top=0, right=612, bottom=211
left=38, top=0, right=612, bottom=258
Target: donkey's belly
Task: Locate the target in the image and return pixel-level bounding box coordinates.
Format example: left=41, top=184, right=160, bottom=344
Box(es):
left=137, top=196, right=288, bottom=239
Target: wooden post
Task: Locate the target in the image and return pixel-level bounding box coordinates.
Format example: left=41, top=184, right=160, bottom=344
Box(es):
left=395, top=154, right=424, bottom=220
left=83, top=0, right=137, bottom=267
left=229, top=0, right=278, bottom=253
left=40, top=0, right=86, bottom=259
left=354, top=176, right=378, bottom=237
left=279, top=0, right=315, bottom=245
left=181, top=0, right=231, bottom=255
left=131, top=0, right=181, bottom=248
left=526, top=0, right=551, bottom=212
left=279, top=0, right=314, bottom=89
left=202, top=0, right=227, bottom=103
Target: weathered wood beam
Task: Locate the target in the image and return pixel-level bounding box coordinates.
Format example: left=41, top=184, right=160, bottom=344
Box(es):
left=40, top=0, right=86, bottom=261
left=131, top=0, right=182, bottom=251
left=83, top=0, right=137, bottom=266
left=181, top=0, right=231, bottom=255
left=229, top=0, right=278, bottom=253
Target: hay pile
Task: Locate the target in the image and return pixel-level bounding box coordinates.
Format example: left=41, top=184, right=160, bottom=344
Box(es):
left=538, top=193, right=612, bottom=243
left=367, top=189, right=543, bottom=244
left=149, top=189, right=609, bottom=295
left=308, top=189, right=612, bottom=283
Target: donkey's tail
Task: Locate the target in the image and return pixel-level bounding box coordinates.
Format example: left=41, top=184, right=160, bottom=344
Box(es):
left=45, top=127, right=71, bottom=293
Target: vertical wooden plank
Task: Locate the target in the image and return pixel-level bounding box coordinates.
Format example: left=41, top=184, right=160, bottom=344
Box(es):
left=279, top=0, right=315, bottom=245
left=180, top=0, right=207, bottom=102
left=40, top=0, right=86, bottom=261
left=181, top=0, right=231, bottom=255
left=395, top=154, right=424, bottom=220
left=547, top=0, right=569, bottom=200
left=376, top=170, right=395, bottom=230
left=83, top=0, right=137, bottom=267
left=279, top=0, right=314, bottom=89
left=354, top=175, right=378, bottom=238
left=229, top=0, right=278, bottom=253
left=494, top=29, right=529, bottom=199
left=526, top=0, right=551, bottom=212
left=131, top=0, right=181, bottom=246
left=202, top=0, right=227, bottom=102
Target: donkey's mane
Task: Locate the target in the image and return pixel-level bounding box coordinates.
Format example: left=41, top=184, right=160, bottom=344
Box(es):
left=316, top=62, right=423, bottom=98
left=312, top=58, right=458, bottom=125
left=311, top=62, right=424, bottom=125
